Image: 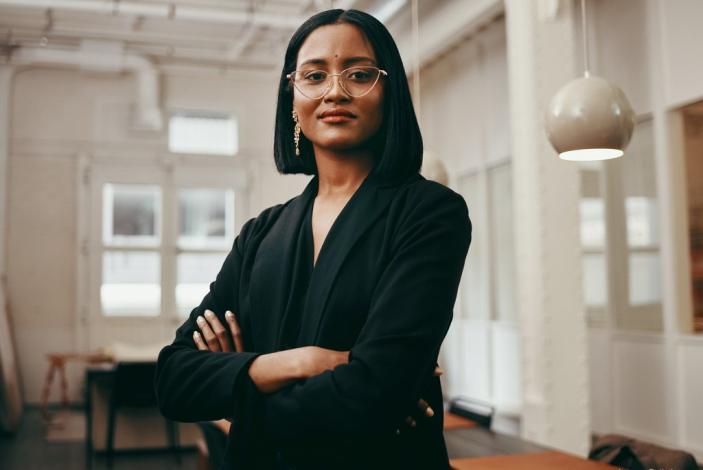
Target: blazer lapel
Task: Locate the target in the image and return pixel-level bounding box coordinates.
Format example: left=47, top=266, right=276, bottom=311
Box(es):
left=297, top=171, right=400, bottom=345
left=249, top=177, right=317, bottom=351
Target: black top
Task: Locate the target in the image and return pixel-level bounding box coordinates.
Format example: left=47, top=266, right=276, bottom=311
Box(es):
left=276, top=194, right=314, bottom=352
left=155, top=172, right=472, bottom=469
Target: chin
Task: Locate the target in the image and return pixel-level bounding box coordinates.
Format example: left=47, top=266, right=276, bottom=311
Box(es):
left=315, top=136, right=368, bottom=152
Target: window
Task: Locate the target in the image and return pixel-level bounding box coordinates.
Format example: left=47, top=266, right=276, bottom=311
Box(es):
left=176, top=188, right=235, bottom=315
left=168, top=112, right=239, bottom=156
left=88, top=163, right=245, bottom=321
left=579, top=119, right=663, bottom=331
left=457, top=161, right=516, bottom=322
left=580, top=166, right=608, bottom=319
left=101, top=184, right=162, bottom=316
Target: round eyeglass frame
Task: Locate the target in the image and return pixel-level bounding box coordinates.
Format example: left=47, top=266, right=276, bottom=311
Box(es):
left=286, top=66, right=388, bottom=100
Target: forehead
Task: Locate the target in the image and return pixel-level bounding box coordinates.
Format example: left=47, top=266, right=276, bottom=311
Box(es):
left=297, top=23, right=377, bottom=67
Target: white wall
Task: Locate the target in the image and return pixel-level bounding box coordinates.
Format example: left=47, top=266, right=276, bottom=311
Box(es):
left=7, top=64, right=305, bottom=404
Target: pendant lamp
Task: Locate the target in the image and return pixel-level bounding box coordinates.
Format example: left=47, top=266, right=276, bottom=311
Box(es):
left=545, top=0, right=635, bottom=161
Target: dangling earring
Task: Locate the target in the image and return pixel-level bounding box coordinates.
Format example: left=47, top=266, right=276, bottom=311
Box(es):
left=292, top=109, right=301, bottom=157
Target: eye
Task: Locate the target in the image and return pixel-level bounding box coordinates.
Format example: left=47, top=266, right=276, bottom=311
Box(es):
left=346, top=68, right=374, bottom=82
left=302, top=70, right=327, bottom=82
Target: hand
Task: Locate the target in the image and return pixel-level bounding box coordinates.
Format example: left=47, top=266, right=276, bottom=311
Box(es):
left=192, top=309, right=244, bottom=352
left=403, top=366, right=442, bottom=429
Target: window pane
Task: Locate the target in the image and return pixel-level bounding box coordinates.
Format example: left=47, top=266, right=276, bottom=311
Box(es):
left=457, top=173, right=488, bottom=320
left=102, top=251, right=160, bottom=316
left=169, top=113, right=238, bottom=156
left=580, top=198, right=605, bottom=248
left=583, top=254, right=607, bottom=307
left=629, top=252, right=661, bottom=306
left=178, top=188, right=234, bottom=250
left=626, top=197, right=659, bottom=247
left=103, top=184, right=160, bottom=247
left=489, top=164, right=516, bottom=323
left=176, top=253, right=227, bottom=316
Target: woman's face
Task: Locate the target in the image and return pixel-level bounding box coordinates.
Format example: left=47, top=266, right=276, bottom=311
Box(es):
left=293, top=23, right=385, bottom=154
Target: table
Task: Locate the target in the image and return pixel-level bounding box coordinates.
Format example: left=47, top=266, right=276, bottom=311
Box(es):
left=450, top=451, right=616, bottom=469
left=84, top=363, right=117, bottom=469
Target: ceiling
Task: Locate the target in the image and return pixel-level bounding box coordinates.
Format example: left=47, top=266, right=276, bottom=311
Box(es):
left=0, top=0, right=405, bottom=70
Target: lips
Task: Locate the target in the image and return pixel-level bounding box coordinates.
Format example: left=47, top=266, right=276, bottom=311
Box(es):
left=319, top=108, right=356, bottom=119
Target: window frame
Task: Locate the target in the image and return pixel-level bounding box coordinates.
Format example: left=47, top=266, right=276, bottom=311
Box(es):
left=79, top=156, right=249, bottom=347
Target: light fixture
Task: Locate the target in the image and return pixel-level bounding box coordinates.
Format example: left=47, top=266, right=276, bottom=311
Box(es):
left=545, top=0, right=635, bottom=161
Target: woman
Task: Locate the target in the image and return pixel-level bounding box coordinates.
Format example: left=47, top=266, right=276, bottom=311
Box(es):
left=154, top=8, right=471, bottom=469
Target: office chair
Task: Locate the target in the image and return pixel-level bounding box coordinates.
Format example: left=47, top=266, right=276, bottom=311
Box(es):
left=447, top=396, right=495, bottom=429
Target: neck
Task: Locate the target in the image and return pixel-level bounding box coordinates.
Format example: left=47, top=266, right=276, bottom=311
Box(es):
left=312, top=146, right=375, bottom=198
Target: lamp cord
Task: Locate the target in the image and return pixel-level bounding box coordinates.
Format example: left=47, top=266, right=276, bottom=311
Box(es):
left=581, top=0, right=590, bottom=77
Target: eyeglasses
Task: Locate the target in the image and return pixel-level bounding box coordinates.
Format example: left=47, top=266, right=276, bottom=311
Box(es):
left=286, top=66, right=388, bottom=100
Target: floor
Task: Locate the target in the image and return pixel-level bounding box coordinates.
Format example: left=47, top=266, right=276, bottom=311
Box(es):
left=0, top=408, right=198, bottom=470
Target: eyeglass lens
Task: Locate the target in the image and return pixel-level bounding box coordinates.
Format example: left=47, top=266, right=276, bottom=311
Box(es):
left=292, top=66, right=382, bottom=99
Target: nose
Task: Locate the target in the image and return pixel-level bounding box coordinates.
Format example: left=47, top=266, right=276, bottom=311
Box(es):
left=323, top=74, right=350, bottom=102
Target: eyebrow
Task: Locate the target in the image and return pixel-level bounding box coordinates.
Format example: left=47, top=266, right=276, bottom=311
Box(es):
left=298, top=56, right=377, bottom=68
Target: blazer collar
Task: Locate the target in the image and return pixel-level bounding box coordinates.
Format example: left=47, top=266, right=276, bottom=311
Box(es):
left=297, top=170, right=398, bottom=344
left=249, top=170, right=407, bottom=349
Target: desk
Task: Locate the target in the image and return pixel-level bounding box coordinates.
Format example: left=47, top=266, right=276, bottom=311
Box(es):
left=444, top=427, right=616, bottom=469
left=85, top=363, right=116, bottom=468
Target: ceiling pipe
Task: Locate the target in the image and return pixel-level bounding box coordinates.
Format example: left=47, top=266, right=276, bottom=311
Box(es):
left=12, top=44, right=163, bottom=130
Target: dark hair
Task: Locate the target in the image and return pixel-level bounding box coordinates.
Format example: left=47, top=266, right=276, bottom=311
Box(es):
left=273, top=9, right=423, bottom=184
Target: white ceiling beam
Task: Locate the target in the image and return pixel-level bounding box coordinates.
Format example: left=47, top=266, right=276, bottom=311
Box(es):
left=392, top=0, right=504, bottom=74
left=0, top=0, right=305, bottom=29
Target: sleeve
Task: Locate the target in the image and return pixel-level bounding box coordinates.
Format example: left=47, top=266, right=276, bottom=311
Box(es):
left=261, top=187, right=471, bottom=440
left=154, top=217, right=262, bottom=423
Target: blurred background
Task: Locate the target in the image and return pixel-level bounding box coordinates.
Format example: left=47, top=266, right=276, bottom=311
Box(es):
left=0, top=0, right=701, bottom=469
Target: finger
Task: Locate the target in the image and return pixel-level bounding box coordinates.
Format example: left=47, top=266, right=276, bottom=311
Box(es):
left=417, top=398, right=434, bottom=417
left=405, top=416, right=416, bottom=428
left=225, top=311, right=244, bottom=352
left=434, top=366, right=443, bottom=376
left=196, top=315, right=221, bottom=352
left=193, top=331, right=208, bottom=351
left=205, top=310, right=232, bottom=352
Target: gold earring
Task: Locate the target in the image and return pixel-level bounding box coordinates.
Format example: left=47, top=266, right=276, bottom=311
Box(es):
left=292, top=109, right=301, bottom=157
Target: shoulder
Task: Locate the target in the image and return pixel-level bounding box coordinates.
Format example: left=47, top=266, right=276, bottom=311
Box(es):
left=389, top=174, right=470, bottom=226
left=234, top=189, right=309, bottom=250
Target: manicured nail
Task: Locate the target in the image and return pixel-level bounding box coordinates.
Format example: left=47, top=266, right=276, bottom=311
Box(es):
left=205, top=310, right=214, bottom=318
left=225, top=311, right=234, bottom=319
left=193, top=331, right=201, bottom=338
left=196, top=316, right=205, bottom=325
left=426, top=407, right=435, bottom=417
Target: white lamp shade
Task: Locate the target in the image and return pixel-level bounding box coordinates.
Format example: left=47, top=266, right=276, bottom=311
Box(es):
left=546, top=75, right=635, bottom=161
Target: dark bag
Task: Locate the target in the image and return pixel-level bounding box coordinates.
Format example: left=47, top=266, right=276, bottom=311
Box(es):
left=589, top=434, right=698, bottom=470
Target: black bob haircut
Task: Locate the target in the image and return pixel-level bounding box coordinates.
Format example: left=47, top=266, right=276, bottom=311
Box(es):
left=273, top=9, right=423, bottom=184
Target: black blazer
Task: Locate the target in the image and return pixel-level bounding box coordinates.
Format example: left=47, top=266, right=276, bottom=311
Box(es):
left=155, top=171, right=471, bottom=469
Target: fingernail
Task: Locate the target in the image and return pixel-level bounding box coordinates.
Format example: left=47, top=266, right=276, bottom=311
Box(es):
left=426, top=407, right=435, bottom=417
left=225, top=311, right=233, bottom=318
left=436, top=367, right=444, bottom=375
left=205, top=310, right=214, bottom=318
left=196, top=316, right=205, bottom=325
left=193, top=331, right=200, bottom=338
